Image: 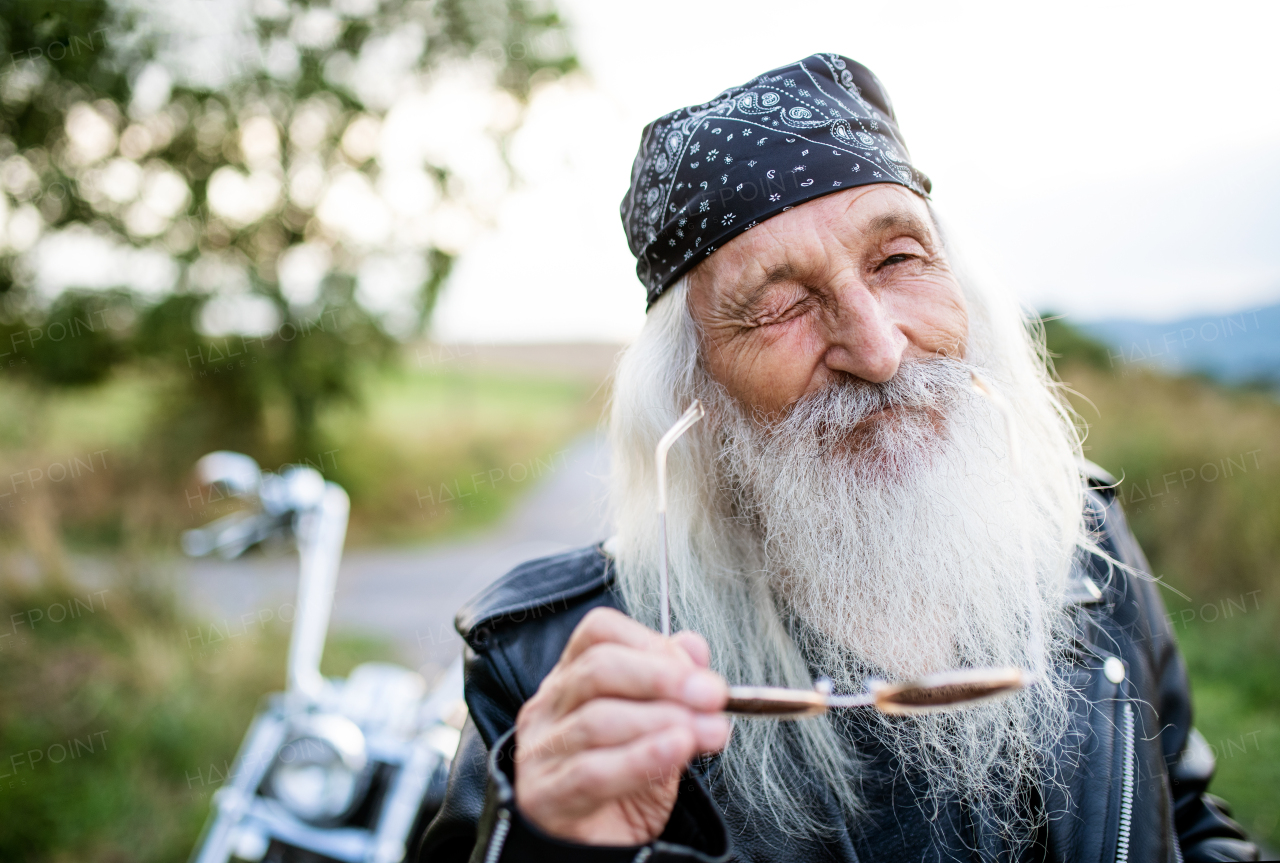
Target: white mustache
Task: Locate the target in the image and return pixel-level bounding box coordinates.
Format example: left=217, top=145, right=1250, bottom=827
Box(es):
left=758, top=357, right=976, bottom=445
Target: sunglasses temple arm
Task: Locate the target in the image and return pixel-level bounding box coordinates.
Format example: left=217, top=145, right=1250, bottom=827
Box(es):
left=655, top=401, right=706, bottom=638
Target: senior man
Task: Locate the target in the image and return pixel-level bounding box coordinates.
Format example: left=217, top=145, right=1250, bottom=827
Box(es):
left=418, top=54, right=1256, bottom=862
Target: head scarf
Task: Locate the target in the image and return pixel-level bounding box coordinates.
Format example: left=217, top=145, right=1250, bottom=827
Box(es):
left=620, top=53, right=930, bottom=308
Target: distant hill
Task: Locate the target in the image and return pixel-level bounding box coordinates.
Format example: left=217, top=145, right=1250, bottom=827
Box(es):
left=1072, top=302, right=1280, bottom=388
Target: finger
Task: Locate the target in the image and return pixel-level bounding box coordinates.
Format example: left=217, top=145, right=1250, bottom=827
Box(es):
left=672, top=630, right=711, bottom=668
left=539, top=726, right=699, bottom=807
left=551, top=643, right=728, bottom=716
left=696, top=711, right=733, bottom=754
left=561, top=607, right=670, bottom=664
left=530, top=699, right=730, bottom=758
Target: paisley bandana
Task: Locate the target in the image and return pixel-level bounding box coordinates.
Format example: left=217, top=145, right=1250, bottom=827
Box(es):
left=621, top=53, right=931, bottom=308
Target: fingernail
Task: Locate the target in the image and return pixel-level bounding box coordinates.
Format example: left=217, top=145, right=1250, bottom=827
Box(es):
left=681, top=671, right=725, bottom=710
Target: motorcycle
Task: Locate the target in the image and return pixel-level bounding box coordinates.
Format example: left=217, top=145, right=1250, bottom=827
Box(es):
left=182, top=452, right=464, bottom=863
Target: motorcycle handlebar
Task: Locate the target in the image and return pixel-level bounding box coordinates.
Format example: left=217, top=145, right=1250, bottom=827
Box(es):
left=181, top=510, right=286, bottom=560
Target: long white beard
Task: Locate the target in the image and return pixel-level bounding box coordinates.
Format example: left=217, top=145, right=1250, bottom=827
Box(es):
left=698, top=357, right=1076, bottom=834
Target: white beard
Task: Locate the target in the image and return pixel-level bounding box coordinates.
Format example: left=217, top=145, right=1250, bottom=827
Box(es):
left=698, top=357, right=1077, bottom=833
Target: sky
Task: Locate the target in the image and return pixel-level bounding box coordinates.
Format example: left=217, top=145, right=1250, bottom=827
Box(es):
left=432, top=0, right=1280, bottom=343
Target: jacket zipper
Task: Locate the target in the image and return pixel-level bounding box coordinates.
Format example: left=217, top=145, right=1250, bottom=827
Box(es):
left=1115, top=702, right=1136, bottom=863
left=483, top=808, right=512, bottom=863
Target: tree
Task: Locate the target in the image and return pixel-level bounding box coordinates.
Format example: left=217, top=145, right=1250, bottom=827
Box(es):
left=0, top=0, right=575, bottom=460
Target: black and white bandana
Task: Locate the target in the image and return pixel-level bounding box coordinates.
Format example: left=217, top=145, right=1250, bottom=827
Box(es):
left=620, top=53, right=931, bottom=308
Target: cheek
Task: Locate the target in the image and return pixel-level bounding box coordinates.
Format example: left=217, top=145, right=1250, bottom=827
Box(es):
left=894, top=277, right=969, bottom=357
left=703, top=319, right=824, bottom=414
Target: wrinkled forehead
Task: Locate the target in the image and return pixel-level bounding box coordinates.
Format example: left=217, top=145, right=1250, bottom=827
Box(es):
left=688, top=183, right=938, bottom=293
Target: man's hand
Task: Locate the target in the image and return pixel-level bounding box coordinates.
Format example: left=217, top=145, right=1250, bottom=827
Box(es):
left=512, top=607, right=731, bottom=845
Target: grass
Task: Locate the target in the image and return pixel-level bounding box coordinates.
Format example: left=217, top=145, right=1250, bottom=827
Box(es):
left=1055, top=361, right=1279, bottom=600
left=1177, top=606, right=1280, bottom=843
left=321, top=363, right=603, bottom=545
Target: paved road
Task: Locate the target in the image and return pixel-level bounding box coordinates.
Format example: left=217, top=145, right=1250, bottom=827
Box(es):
left=176, top=433, right=612, bottom=679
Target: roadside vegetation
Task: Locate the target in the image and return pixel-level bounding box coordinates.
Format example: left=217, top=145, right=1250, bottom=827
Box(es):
left=0, top=356, right=604, bottom=560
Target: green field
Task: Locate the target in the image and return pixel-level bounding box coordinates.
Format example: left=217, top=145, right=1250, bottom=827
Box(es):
left=323, top=363, right=604, bottom=545
left=0, top=358, right=604, bottom=555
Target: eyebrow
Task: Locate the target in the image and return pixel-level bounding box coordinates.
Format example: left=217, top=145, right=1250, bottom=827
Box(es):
left=726, top=262, right=799, bottom=318
left=864, top=210, right=934, bottom=240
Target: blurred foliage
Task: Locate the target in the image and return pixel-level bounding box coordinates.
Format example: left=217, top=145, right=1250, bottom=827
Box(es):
left=0, top=568, right=395, bottom=862
left=1044, top=318, right=1280, bottom=601
left=0, top=0, right=576, bottom=465
left=1045, top=317, right=1280, bottom=842
left=1040, top=313, right=1113, bottom=372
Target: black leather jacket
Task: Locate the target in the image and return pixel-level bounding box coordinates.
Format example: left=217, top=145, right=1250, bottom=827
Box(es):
left=416, top=481, right=1258, bottom=863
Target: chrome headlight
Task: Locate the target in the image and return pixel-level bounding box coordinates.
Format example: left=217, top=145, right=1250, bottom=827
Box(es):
left=268, top=714, right=370, bottom=825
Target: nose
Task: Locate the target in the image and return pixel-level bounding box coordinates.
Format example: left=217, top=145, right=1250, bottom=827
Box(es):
left=821, top=278, right=907, bottom=384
